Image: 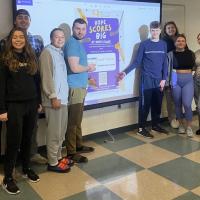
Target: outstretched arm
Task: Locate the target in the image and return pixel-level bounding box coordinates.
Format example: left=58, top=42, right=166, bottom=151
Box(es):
left=117, top=42, right=144, bottom=81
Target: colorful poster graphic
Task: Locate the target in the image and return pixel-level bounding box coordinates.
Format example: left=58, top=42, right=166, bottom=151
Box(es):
left=84, top=18, right=120, bottom=92
left=16, top=0, right=33, bottom=5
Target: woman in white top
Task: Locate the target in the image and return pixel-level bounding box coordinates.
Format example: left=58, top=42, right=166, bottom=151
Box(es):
left=194, top=33, right=200, bottom=135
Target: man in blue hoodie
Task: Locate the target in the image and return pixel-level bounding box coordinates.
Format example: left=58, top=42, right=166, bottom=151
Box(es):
left=118, top=21, right=168, bottom=138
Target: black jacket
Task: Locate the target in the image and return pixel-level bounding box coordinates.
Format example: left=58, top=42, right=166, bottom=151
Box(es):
left=0, top=53, right=41, bottom=114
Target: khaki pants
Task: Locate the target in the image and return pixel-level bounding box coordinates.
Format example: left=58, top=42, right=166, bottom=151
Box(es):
left=66, top=88, right=86, bottom=155
left=45, top=105, right=68, bottom=166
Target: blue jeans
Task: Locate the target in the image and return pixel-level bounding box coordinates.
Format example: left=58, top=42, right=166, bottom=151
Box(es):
left=172, top=73, right=194, bottom=121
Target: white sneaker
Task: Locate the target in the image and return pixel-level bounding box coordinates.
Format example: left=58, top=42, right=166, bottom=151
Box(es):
left=30, top=153, right=47, bottom=164
left=178, top=125, right=185, bottom=134
left=186, top=127, right=193, bottom=137
left=170, top=119, right=180, bottom=129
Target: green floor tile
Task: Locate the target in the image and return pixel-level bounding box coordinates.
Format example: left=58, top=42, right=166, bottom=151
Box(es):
left=173, top=192, right=200, bottom=200
left=152, top=135, right=200, bottom=155
left=150, top=157, right=200, bottom=190
left=78, top=153, right=143, bottom=184
left=0, top=180, right=42, bottom=200
left=91, top=133, right=144, bottom=152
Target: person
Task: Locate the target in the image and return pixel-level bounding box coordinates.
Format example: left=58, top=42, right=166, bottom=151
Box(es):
left=0, top=9, right=44, bottom=57
left=168, top=34, right=195, bottom=137
left=118, top=21, right=168, bottom=138
left=162, top=21, right=179, bottom=52
left=39, top=28, right=73, bottom=173
left=64, top=18, right=96, bottom=163
left=194, top=33, right=200, bottom=135
left=0, top=9, right=46, bottom=164
left=0, top=27, right=40, bottom=195
left=162, top=21, right=180, bottom=128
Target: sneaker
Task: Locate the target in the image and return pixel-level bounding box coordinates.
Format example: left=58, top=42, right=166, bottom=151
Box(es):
left=178, top=125, right=185, bottom=134
left=58, top=157, right=74, bottom=167
left=76, top=146, right=95, bottom=153
left=68, top=154, right=88, bottom=163
left=196, top=129, right=200, bottom=135
left=47, top=162, right=71, bottom=173
left=152, top=125, right=169, bottom=134
left=2, top=178, right=20, bottom=195
left=170, top=119, right=180, bottom=129
left=186, top=126, right=193, bottom=137
left=137, top=128, right=154, bottom=138
left=30, top=153, right=48, bottom=164
left=22, top=168, right=40, bottom=183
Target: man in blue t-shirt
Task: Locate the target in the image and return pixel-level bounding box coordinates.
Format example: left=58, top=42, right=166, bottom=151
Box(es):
left=64, top=18, right=96, bottom=163
left=118, top=21, right=168, bottom=138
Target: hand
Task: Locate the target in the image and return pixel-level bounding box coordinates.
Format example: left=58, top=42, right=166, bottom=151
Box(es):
left=0, top=113, right=8, bottom=121
left=159, top=80, right=166, bottom=91
left=88, top=77, right=97, bottom=87
left=88, top=64, right=96, bottom=72
left=51, top=98, right=61, bottom=109
left=37, top=104, right=43, bottom=113
left=117, top=72, right=126, bottom=82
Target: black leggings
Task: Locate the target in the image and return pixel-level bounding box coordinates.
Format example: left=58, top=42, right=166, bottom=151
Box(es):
left=4, top=100, right=37, bottom=178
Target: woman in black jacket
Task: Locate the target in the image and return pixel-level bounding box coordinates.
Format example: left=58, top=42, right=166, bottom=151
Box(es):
left=162, top=21, right=180, bottom=129
left=0, top=27, right=40, bottom=195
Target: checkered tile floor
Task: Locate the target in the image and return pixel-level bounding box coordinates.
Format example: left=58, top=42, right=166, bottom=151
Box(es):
left=1, top=119, right=200, bottom=200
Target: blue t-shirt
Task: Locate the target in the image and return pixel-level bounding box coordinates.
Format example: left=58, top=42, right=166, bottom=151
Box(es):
left=124, top=39, right=168, bottom=80
left=64, top=36, right=88, bottom=88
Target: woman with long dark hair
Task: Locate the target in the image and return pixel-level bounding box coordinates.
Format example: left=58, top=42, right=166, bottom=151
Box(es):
left=162, top=21, right=180, bottom=129
left=162, top=21, right=179, bottom=52
left=0, top=27, right=40, bottom=195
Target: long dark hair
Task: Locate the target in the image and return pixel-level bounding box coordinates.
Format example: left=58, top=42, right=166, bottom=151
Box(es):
left=1, top=27, right=37, bottom=75
left=163, top=21, right=179, bottom=37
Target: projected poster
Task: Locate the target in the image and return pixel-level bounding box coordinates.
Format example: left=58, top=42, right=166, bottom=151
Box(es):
left=85, top=16, right=120, bottom=92
left=15, top=0, right=161, bottom=106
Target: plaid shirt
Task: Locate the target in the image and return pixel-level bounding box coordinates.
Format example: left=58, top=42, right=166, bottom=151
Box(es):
left=28, top=33, right=44, bottom=57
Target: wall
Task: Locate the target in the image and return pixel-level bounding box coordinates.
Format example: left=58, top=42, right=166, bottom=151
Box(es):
left=162, top=4, right=185, bottom=33
left=0, top=0, right=200, bottom=146
left=0, top=0, right=13, bottom=39
left=163, top=0, right=200, bottom=51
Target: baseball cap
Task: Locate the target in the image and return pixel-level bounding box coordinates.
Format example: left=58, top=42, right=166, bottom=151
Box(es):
left=15, top=9, right=30, bottom=19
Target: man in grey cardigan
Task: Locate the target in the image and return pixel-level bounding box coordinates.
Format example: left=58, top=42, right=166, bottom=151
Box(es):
left=39, top=28, right=72, bottom=173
